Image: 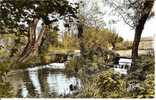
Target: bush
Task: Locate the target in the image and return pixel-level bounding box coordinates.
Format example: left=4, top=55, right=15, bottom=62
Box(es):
left=128, top=73, right=154, bottom=98
left=81, top=69, right=127, bottom=98
left=0, top=61, right=13, bottom=97
left=0, top=60, right=13, bottom=76
left=65, top=56, right=83, bottom=76
left=116, top=41, right=132, bottom=50
left=128, top=55, right=154, bottom=80
left=0, top=81, right=13, bottom=97
left=80, top=54, right=155, bottom=98
left=127, top=55, right=155, bottom=98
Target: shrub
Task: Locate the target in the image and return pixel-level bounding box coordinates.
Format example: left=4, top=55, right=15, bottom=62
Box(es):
left=65, top=56, right=83, bottom=76
left=128, top=55, right=154, bottom=80
left=0, top=81, right=13, bottom=97
left=0, top=61, right=13, bottom=97
left=82, top=69, right=127, bottom=98
left=127, top=55, right=155, bottom=98
left=116, top=41, right=132, bottom=50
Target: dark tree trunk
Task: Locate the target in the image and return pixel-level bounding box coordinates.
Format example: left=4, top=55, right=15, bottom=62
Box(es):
left=77, top=22, right=85, bottom=58
left=131, top=20, right=145, bottom=62
left=112, top=43, right=115, bottom=50
left=131, top=0, right=154, bottom=71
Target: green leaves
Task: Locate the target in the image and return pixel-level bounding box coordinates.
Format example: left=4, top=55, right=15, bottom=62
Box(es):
left=0, top=61, right=13, bottom=97
left=0, top=81, right=13, bottom=97
left=0, top=0, right=78, bottom=33
left=82, top=69, right=127, bottom=98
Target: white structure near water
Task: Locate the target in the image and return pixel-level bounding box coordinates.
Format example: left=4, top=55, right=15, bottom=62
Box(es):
left=114, top=58, right=132, bottom=75
left=27, top=63, right=65, bottom=71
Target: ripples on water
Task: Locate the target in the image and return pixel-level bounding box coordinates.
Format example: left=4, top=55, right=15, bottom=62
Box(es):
left=13, top=63, right=81, bottom=98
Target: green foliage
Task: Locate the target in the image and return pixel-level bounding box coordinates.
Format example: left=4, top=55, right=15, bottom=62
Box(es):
left=61, top=32, right=80, bottom=50
left=128, top=55, right=154, bottom=80
left=116, top=41, right=133, bottom=50
left=0, top=34, right=17, bottom=57
left=39, top=31, right=80, bottom=64
left=49, top=31, right=59, bottom=47
left=39, top=30, right=58, bottom=53
left=0, top=61, right=11, bottom=76
left=0, top=61, right=13, bottom=97
left=78, top=54, right=155, bottom=98
left=82, top=69, right=127, bottom=98
left=127, top=73, right=154, bottom=98
left=38, top=30, right=59, bottom=63
left=107, top=32, right=123, bottom=49
left=127, top=55, right=155, bottom=98
left=82, top=26, right=122, bottom=60
left=83, top=27, right=109, bottom=50
left=0, top=0, right=79, bottom=68
left=0, top=0, right=78, bottom=33
left=0, top=81, right=13, bottom=97
left=141, top=74, right=154, bottom=98
left=65, top=56, right=83, bottom=76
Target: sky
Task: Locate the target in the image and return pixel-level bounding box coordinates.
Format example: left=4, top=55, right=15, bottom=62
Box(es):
left=113, top=1, right=156, bottom=41
left=35, top=0, right=156, bottom=41
left=68, top=0, right=156, bottom=41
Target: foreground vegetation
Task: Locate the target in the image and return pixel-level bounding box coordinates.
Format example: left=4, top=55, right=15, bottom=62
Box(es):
left=66, top=54, right=154, bottom=98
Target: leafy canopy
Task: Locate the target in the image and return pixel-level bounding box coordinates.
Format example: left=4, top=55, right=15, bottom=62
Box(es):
left=0, top=0, right=78, bottom=34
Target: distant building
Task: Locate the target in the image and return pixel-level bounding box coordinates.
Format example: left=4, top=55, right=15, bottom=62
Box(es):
left=139, top=36, right=154, bottom=50
left=139, top=36, right=154, bottom=56
left=114, top=37, right=154, bottom=57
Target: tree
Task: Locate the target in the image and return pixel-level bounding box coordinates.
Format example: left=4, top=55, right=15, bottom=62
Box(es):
left=107, top=31, right=123, bottom=50
left=0, top=0, right=78, bottom=68
left=104, top=0, right=155, bottom=70
left=130, top=0, right=154, bottom=65
left=77, top=0, right=108, bottom=59
left=62, top=32, right=79, bottom=49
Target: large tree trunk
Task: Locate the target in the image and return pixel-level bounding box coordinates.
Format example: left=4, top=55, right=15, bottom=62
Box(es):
left=12, top=18, right=48, bottom=68
left=131, top=0, right=154, bottom=71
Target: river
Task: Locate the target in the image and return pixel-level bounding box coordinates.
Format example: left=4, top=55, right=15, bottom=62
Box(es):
left=7, top=63, right=81, bottom=98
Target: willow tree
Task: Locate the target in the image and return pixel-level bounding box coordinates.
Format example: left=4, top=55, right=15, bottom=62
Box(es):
left=0, top=0, right=78, bottom=68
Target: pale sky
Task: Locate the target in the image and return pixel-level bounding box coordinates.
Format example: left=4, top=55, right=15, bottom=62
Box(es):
left=35, top=0, right=156, bottom=41
left=113, top=1, right=156, bottom=41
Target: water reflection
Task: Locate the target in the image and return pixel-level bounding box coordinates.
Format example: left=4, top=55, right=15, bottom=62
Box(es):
left=28, top=69, right=42, bottom=97
left=21, top=85, right=28, bottom=98
left=47, top=73, right=81, bottom=96
left=12, top=63, right=81, bottom=98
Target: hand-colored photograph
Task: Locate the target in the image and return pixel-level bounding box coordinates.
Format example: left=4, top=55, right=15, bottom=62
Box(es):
left=0, top=0, right=155, bottom=98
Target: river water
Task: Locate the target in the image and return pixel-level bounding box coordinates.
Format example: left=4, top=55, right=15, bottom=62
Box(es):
left=8, top=63, right=81, bottom=98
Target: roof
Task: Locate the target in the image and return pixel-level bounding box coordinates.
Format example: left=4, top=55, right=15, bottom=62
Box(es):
left=140, top=36, right=154, bottom=41
left=119, top=56, right=132, bottom=59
